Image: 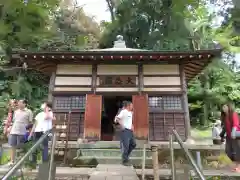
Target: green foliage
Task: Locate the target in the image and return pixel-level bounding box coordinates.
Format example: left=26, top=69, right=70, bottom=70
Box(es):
left=0, top=151, right=10, bottom=165
left=99, top=0, right=240, bottom=126
left=100, top=0, right=218, bottom=50
left=0, top=0, right=238, bottom=130
left=0, top=0, right=100, bottom=125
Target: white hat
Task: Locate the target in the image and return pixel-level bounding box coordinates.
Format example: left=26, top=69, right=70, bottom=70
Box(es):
left=215, top=120, right=221, bottom=126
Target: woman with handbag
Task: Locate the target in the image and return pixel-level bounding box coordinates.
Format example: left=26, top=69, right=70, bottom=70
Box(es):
left=220, top=103, right=240, bottom=172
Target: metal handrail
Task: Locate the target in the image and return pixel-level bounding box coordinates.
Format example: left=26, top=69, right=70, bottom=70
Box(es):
left=48, top=131, right=57, bottom=180
left=169, top=129, right=206, bottom=180
left=1, top=129, right=55, bottom=180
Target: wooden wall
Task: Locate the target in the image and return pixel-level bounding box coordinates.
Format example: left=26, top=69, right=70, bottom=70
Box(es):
left=96, top=65, right=138, bottom=92
left=53, top=96, right=86, bottom=141
left=53, top=64, right=182, bottom=93
left=54, top=64, right=92, bottom=92
left=143, top=64, right=181, bottom=92
left=52, top=63, right=187, bottom=141
left=148, top=96, right=186, bottom=141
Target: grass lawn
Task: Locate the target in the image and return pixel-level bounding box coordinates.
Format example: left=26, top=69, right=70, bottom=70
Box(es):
left=0, top=151, right=10, bottom=165
left=191, top=127, right=212, bottom=139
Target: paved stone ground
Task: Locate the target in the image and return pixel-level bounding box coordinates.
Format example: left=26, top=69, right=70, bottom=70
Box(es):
left=89, top=164, right=139, bottom=180
left=1, top=166, right=240, bottom=179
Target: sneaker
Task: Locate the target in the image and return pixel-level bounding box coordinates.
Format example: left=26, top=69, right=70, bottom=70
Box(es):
left=7, top=161, right=14, bottom=167
left=122, top=161, right=132, bottom=166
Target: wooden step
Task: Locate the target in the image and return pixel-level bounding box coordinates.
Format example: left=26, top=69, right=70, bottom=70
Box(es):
left=76, top=148, right=152, bottom=158
left=73, top=156, right=152, bottom=166
left=89, top=164, right=139, bottom=180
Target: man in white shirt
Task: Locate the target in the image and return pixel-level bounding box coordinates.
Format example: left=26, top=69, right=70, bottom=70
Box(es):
left=29, top=101, right=53, bottom=164
left=115, top=101, right=136, bottom=166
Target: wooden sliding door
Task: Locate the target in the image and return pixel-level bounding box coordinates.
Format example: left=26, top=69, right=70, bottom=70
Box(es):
left=84, top=94, right=102, bottom=141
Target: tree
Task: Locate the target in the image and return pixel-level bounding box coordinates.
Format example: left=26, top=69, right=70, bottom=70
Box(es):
left=0, top=0, right=101, bottom=121
left=99, top=0, right=240, bottom=126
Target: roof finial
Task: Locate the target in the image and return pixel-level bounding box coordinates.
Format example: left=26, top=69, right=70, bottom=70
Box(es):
left=113, top=35, right=126, bottom=48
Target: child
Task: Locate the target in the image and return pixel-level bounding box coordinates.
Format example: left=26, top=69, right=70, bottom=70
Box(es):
left=24, top=124, right=33, bottom=143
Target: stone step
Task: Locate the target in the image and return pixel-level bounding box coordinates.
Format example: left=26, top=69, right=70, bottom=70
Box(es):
left=89, top=164, right=139, bottom=180
left=76, top=148, right=152, bottom=158
left=73, top=156, right=152, bottom=166
left=1, top=166, right=240, bottom=178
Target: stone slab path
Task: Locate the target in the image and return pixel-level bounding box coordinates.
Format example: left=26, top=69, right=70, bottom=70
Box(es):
left=89, top=164, right=139, bottom=180
left=1, top=166, right=240, bottom=178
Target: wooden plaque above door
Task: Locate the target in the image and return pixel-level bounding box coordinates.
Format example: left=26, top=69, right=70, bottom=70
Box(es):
left=132, top=94, right=149, bottom=140
left=84, top=94, right=102, bottom=141
left=99, top=75, right=137, bottom=87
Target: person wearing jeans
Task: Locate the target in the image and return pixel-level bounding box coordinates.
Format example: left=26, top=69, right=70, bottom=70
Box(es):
left=115, top=101, right=136, bottom=166
left=29, top=102, right=53, bottom=165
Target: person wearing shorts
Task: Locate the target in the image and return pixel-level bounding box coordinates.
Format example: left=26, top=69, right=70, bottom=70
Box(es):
left=8, top=99, right=33, bottom=166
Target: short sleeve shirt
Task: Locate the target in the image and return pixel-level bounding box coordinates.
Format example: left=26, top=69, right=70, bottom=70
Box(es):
left=116, top=109, right=133, bottom=130
left=34, top=111, right=53, bottom=132
left=10, top=108, right=33, bottom=135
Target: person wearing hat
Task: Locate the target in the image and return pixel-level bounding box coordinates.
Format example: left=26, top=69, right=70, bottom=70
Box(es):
left=212, top=120, right=222, bottom=144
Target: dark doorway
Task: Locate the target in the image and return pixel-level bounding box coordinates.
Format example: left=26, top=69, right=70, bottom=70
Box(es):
left=101, top=96, right=132, bottom=141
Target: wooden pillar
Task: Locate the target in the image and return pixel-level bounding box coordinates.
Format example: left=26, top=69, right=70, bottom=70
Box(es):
left=91, top=64, right=97, bottom=94
left=48, top=72, right=56, bottom=102
left=138, top=64, right=144, bottom=93
left=151, top=145, right=159, bottom=180
left=133, top=94, right=149, bottom=140
left=177, top=165, right=190, bottom=180
left=84, top=94, right=102, bottom=141
left=134, top=64, right=149, bottom=140
left=179, top=64, right=191, bottom=138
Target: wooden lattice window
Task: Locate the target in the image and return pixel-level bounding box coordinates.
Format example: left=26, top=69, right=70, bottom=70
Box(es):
left=53, top=96, right=86, bottom=110
left=148, top=96, right=182, bottom=110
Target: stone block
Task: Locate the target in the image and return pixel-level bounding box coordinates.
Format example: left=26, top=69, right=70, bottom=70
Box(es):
left=37, top=162, right=56, bottom=180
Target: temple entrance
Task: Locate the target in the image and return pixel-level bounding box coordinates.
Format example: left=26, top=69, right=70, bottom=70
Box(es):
left=101, top=96, right=132, bottom=141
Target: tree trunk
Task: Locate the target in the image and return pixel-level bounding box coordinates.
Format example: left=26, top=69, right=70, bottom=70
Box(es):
left=105, top=0, right=115, bottom=22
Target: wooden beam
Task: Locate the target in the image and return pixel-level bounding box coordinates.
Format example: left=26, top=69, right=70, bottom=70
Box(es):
left=185, top=67, right=203, bottom=73
left=180, top=64, right=191, bottom=139
left=151, top=146, right=159, bottom=180
left=138, top=64, right=144, bottom=93
left=91, top=64, right=97, bottom=94
left=48, top=71, right=56, bottom=102
left=185, top=63, right=203, bottom=70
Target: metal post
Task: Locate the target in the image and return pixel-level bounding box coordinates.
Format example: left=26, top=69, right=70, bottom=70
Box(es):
left=183, top=165, right=191, bottom=180
left=196, top=151, right=202, bottom=170
left=48, top=131, right=57, bottom=180
left=169, top=134, right=176, bottom=180
left=1, top=130, right=51, bottom=180
left=172, top=129, right=205, bottom=180
left=151, top=145, right=159, bottom=180
left=141, top=144, right=146, bottom=180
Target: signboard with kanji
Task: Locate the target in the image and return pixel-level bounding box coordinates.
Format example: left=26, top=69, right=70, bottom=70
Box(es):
left=99, top=76, right=137, bottom=87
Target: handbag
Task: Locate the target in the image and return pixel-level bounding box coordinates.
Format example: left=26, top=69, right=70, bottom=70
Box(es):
left=231, top=127, right=240, bottom=139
